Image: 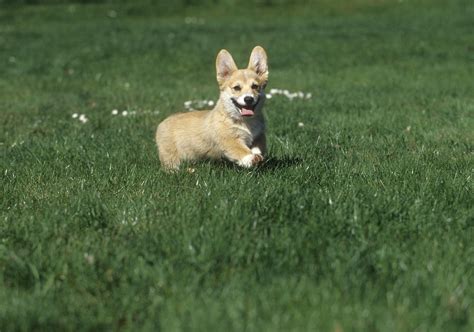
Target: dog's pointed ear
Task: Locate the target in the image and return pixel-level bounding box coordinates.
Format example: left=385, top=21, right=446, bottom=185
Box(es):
left=248, top=46, right=268, bottom=82
left=216, top=49, right=237, bottom=86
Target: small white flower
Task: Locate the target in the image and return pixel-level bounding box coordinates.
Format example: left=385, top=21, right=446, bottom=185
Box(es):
left=184, top=101, right=192, bottom=107
left=72, top=113, right=79, bottom=118
left=207, top=100, right=214, bottom=106
left=264, top=88, right=312, bottom=100
left=122, top=111, right=128, bottom=116
left=84, top=253, right=95, bottom=265
left=298, top=122, right=304, bottom=127
left=111, top=109, right=118, bottom=115
left=79, top=114, right=88, bottom=123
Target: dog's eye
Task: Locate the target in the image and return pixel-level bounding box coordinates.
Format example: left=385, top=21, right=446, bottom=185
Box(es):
left=251, top=84, right=259, bottom=90
left=233, top=85, right=241, bottom=91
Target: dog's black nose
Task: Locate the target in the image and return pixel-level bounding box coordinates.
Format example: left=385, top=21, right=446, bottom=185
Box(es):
left=244, top=96, right=254, bottom=105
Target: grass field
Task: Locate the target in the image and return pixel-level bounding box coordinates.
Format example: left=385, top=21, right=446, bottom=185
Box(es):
left=1, top=0, right=473, bottom=330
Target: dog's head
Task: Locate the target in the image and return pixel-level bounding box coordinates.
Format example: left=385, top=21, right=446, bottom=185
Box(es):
left=216, top=46, right=269, bottom=118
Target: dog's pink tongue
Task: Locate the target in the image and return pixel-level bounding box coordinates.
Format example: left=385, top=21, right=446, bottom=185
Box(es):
left=241, top=108, right=254, bottom=116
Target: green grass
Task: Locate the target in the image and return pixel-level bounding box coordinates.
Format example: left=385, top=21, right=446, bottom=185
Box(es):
left=1, top=0, right=473, bottom=331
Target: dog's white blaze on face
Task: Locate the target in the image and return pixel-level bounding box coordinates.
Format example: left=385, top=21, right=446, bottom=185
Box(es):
left=236, top=93, right=255, bottom=106
left=227, top=74, right=263, bottom=107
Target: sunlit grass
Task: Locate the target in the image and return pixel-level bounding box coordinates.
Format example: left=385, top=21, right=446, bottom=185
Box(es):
left=1, top=1, right=473, bottom=331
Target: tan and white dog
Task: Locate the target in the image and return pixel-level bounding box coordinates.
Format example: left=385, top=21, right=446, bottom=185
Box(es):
left=156, top=46, right=269, bottom=171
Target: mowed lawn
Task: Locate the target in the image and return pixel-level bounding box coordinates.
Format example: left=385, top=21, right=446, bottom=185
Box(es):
left=1, top=0, right=473, bottom=331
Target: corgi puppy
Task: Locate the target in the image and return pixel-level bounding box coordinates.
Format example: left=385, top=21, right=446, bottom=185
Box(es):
left=156, top=46, right=269, bottom=171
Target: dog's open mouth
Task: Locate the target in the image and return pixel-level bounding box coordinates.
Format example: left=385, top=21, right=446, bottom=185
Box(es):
left=232, top=98, right=259, bottom=117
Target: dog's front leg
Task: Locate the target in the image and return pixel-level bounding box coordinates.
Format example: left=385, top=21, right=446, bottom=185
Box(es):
left=221, top=139, right=263, bottom=168
left=251, top=134, right=266, bottom=157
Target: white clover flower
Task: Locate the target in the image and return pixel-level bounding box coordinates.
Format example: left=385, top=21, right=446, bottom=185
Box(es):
left=207, top=100, right=214, bottom=106
left=79, top=114, right=88, bottom=123
left=266, top=93, right=272, bottom=99
left=305, top=93, right=312, bottom=99
left=265, top=88, right=312, bottom=100
left=72, top=113, right=78, bottom=118
left=298, top=122, right=304, bottom=127
left=84, top=253, right=95, bottom=265
left=122, top=110, right=128, bottom=116
left=111, top=109, right=118, bottom=115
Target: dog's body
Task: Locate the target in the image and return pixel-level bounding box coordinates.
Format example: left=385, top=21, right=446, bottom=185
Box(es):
left=156, top=46, right=269, bottom=170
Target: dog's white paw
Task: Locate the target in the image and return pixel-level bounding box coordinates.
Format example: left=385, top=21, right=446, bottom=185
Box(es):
left=239, top=154, right=255, bottom=168
left=238, top=153, right=263, bottom=168
left=251, top=147, right=262, bottom=155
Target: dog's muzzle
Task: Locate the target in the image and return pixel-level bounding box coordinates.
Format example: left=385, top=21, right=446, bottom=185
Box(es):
left=231, top=96, right=261, bottom=117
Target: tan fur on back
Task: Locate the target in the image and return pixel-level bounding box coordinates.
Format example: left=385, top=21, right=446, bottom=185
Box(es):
left=156, top=46, right=269, bottom=171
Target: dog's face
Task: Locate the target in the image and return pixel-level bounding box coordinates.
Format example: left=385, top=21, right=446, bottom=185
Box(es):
left=216, top=46, right=269, bottom=118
